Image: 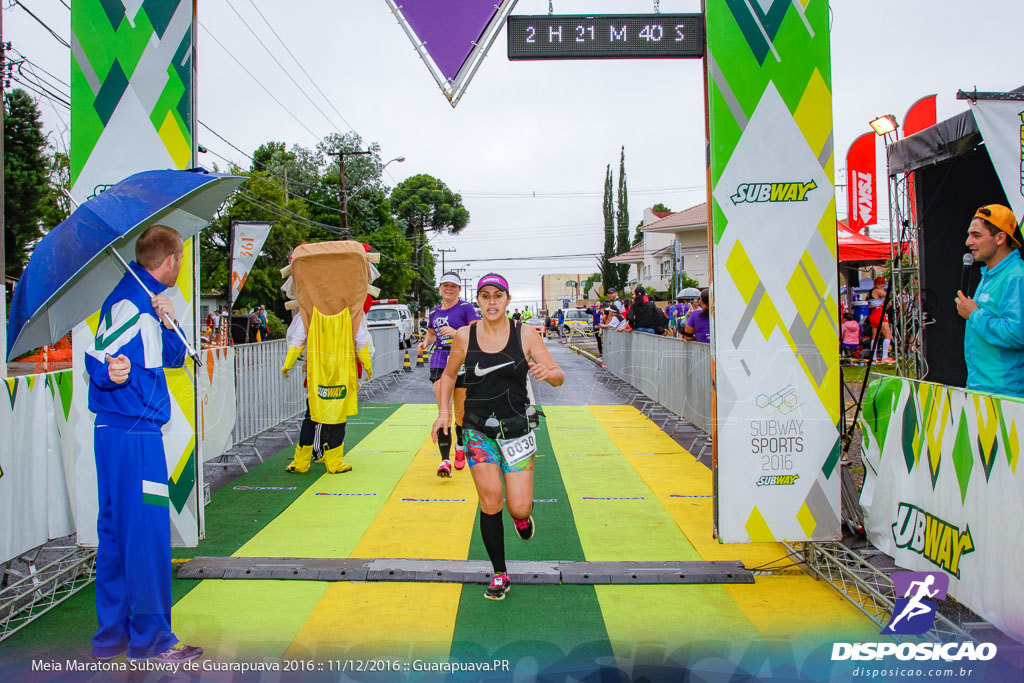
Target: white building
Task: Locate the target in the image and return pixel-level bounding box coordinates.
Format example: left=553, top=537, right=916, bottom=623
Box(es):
left=611, top=204, right=710, bottom=294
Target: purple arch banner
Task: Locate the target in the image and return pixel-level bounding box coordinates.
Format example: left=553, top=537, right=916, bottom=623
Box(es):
left=384, top=0, right=518, bottom=107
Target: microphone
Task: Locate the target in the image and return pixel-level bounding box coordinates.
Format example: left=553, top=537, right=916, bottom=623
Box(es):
left=961, top=252, right=975, bottom=295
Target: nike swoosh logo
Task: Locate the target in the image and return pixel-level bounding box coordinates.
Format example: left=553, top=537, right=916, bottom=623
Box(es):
left=474, top=361, right=514, bottom=377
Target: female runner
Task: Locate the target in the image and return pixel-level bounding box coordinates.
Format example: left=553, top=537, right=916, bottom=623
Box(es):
left=418, top=272, right=480, bottom=477
left=432, top=273, right=564, bottom=600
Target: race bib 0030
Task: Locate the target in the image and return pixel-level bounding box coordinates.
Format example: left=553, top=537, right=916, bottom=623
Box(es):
left=497, top=431, right=537, bottom=467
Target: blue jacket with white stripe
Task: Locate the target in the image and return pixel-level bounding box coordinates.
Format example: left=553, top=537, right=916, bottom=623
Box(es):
left=86, top=262, right=187, bottom=431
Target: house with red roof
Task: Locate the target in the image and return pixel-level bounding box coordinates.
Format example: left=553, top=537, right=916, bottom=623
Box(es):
left=611, top=203, right=709, bottom=293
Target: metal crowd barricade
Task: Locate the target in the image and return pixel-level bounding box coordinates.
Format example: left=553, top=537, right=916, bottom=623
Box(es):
left=368, top=327, right=401, bottom=376
left=232, top=339, right=305, bottom=444
left=231, top=328, right=402, bottom=445
left=603, top=331, right=712, bottom=433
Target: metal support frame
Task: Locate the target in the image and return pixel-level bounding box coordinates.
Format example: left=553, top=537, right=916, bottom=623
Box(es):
left=0, top=548, right=97, bottom=641
left=887, top=164, right=925, bottom=379
left=789, top=541, right=972, bottom=643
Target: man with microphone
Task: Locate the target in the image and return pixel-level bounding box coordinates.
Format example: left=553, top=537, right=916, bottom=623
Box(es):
left=956, top=204, right=1024, bottom=398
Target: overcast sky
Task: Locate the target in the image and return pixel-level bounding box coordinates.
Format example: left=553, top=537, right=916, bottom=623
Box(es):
left=8, top=0, right=1024, bottom=309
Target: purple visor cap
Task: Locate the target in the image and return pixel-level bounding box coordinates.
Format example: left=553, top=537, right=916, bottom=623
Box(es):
left=477, top=273, right=509, bottom=293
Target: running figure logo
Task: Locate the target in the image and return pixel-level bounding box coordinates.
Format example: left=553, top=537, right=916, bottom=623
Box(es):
left=882, top=571, right=949, bottom=635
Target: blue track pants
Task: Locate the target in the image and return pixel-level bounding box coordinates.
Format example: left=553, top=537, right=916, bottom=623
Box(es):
left=92, top=425, right=177, bottom=659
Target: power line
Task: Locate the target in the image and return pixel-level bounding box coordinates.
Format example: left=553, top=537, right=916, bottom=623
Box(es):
left=236, top=189, right=342, bottom=231
left=10, top=75, right=70, bottom=109
left=460, top=254, right=601, bottom=263
left=223, top=0, right=348, bottom=136
left=199, top=123, right=364, bottom=214
left=10, top=48, right=69, bottom=88
left=12, top=0, right=70, bottom=48
left=12, top=65, right=70, bottom=107
left=245, top=0, right=357, bottom=135
left=198, top=20, right=322, bottom=141
left=459, top=186, right=705, bottom=199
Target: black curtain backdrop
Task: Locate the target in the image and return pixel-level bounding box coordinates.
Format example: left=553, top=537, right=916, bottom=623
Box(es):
left=915, top=145, right=1008, bottom=387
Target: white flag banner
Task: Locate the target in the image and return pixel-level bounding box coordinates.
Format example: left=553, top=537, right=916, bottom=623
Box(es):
left=970, top=99, right=1024, bottom=222
left=230, top=222, right=273, bottom=305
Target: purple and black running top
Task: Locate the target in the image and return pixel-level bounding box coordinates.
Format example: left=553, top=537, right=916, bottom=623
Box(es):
left=428, top=300, right=480, bottom=370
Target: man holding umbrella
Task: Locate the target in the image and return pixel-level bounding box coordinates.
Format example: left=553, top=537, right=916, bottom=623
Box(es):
left=84, top=225, right=202, bottom=662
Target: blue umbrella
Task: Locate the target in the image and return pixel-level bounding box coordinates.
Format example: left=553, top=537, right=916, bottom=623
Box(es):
left=7, top=168, right=244, bottom=363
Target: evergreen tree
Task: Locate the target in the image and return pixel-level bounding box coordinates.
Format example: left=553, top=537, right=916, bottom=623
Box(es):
left=390, top=174, right=469, bottom=315
left=3, top=90, right=49, bottom=277
left=615, top=146, right=630, bottom=290
left=602, top=164, right=615, bottom=290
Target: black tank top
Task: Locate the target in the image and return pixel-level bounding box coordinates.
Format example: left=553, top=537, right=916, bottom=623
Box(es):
left=463, top=322, right=530, bottom=420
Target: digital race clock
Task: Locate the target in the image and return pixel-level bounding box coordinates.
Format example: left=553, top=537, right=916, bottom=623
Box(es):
left=507, top=14, right=704, bottom=60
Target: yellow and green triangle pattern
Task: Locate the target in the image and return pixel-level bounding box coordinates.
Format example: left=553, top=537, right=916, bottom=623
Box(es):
left=707, top=0, right=840, bottom=542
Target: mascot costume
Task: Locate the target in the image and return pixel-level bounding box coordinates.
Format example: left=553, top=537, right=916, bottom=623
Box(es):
left=279, top=241, right=381, bottom=473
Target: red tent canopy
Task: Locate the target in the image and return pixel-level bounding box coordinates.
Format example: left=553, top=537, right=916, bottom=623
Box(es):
left=837, top=220, right=898, bottom=262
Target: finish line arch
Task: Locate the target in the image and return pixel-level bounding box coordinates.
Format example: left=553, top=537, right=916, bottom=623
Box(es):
left=61, top=1, right=840, bottom=547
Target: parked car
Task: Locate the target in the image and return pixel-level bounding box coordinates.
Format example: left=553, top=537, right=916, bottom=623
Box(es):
left=365, top=300, right=415, bottom=348
left=560, top=308, right=593, bottom=335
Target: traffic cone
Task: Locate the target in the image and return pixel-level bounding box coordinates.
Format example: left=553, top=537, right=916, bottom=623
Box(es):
left=403, top=350, right=412, bottom=372
left=416, top=349, right=425, bottom=367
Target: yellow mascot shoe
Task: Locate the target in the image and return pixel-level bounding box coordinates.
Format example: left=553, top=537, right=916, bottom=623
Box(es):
left=285, top=444, right=313, bottom=473
left=323, top=444, right=352, bottom=474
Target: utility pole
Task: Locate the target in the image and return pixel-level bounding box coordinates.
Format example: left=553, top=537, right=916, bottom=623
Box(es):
left=437, top=248, right=455, bottom=274
left=326, top=149, right=370, bottom=232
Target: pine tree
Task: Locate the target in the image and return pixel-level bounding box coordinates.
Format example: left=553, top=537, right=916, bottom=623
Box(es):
left=615, top=146, right=630, bottom=290
left=601, top=164, right=615, bottom=291
left=4, top=90, right=50, bottom=277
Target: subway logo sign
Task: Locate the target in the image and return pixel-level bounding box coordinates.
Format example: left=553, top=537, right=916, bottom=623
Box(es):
left=316, top=384, right=348, bottom=400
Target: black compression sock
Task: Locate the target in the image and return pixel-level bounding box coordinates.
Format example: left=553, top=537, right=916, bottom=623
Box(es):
left=479, top=510, right=507, bottom=574
left=436, top=427, right=452, bottom=461
left=455, top=424, right=464, bottom=448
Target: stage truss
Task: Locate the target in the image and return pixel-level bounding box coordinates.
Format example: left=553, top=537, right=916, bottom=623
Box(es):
left=887, top=165, right=926, bottom=379
left=788, top=542, right=974, bottom=644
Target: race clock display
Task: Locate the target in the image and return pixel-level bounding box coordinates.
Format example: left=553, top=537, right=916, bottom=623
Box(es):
left=507, top=14, right=704, bottom=60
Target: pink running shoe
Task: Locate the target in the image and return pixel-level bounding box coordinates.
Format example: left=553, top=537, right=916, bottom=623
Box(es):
left=436, top=460, right=452, bottom=478
left=484, top=573, right=510, bottom=600
left=513, top=515, right=535, bottom=541
left=454, top=447, right=466, bottom=470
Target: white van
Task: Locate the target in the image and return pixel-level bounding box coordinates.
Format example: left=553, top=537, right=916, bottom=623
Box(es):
left=366, top=300, right=415, bottom=348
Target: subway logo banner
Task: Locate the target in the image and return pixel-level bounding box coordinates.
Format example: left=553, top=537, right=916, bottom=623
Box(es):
left=859, top=377, right=1024, bottom=643
left=706, top=0, right=840, bottom=542
left=70, top=0, right=200, bottom=546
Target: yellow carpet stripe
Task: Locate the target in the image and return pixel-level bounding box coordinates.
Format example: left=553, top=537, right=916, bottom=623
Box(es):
left=292, top=412, right=471, bottom=658
left=544, top=406, right=699, bottom=560
left=590, top=406, right=875, bottom=639
left=591, top=405, right=783, bottom=566
left=550, top=406, right=753, bottom=658
left=173, top=580, right=328, bottom=661
left=286, top=582, right=461, bottom=660
left=233, top=404, right=432, bottom=558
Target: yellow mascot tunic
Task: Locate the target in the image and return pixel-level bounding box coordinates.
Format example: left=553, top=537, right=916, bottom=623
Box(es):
left=306, top=308, right=360, bottom=424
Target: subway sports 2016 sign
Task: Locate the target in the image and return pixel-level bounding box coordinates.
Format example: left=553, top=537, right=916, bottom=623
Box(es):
left=706, top=0, right=840, bottom=544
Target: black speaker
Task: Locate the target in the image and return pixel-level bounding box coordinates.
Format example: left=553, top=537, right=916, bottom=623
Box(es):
left=915, top=145, right=1008, bottom=387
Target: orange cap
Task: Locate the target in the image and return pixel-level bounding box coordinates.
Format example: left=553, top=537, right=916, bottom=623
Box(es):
left=973, top=205, right=1022, bottom=246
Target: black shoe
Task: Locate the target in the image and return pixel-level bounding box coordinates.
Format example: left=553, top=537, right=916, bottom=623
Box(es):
left=513, top=515, right=535, bottom=541
left=484, top=573, right=510, bottom=600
